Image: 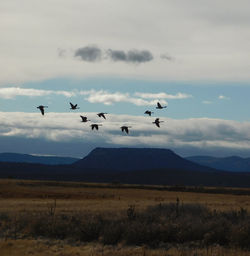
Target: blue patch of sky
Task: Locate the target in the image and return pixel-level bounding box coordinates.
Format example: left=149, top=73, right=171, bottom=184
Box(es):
left=0, top=135, right=100, bottom=157
left=1, top=77, right=250, bottom=122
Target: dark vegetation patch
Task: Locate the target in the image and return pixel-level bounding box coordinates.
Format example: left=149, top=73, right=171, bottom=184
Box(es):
left=1, top=201, right=250, bottom=250
left=15, top=180, right=250, bottom=196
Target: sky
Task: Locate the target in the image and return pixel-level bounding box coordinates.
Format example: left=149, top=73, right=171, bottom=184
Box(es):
left=1, top=0, right=250, bottom=158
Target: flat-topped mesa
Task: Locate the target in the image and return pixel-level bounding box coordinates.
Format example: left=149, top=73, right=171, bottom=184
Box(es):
left=73, top=147, right=212, bottom=172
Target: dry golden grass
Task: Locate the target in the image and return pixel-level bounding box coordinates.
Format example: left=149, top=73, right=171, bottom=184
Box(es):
left=1, top=179, right=250, bottom=255
left=1, top=179, right=250, bottom=214
left=1, top=239, right=250, bottom=256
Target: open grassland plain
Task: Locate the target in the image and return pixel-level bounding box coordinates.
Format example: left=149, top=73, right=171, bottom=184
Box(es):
left=1, top=179, right=250, bottom=255
left=1, top=239, right=250, bottom=256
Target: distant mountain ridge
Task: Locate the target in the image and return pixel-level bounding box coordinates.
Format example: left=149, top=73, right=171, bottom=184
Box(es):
left=1, top=148, right=250, bottom=187
left=74, top=147, right=215, bottom=172
left=186, top=155, right=250, bottom=172
left=1, top=160, right=250, bottom=187
left=0, top=152, right=78, bottom=165
left=2, top=150, right=250, bottom=173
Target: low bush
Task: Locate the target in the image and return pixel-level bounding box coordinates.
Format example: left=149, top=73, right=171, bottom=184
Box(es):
left=1, top=203, right=250, bottom=250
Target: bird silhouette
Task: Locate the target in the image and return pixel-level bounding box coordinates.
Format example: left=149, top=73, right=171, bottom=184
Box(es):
left=152, top=118, right=164, bottom=128
left=90, top=124, right=102, bottom=130
left=80, top=115, right=90, bottom=122
left=37, top=105, right=48, bottom=115
left=70, top=102, right=79, bottom=110
left=156, top=102, right=167, bottom=109
left=144, top=110, right=154, bottom=116
left=97, top=113, right=107, bottom=119
left=121, top=126, right=131, bottom=134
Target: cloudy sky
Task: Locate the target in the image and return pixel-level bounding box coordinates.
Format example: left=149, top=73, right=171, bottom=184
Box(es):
left=1, top=0, right=250, bottom=158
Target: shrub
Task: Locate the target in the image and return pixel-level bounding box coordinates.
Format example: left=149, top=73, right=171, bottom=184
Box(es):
left=230, top=221, right=250, bottom=249
left=78, top=215, right=103, bottom=242
left=2, top=202, right=250, bottom=250
left=101, top=220, right=124, bottom=244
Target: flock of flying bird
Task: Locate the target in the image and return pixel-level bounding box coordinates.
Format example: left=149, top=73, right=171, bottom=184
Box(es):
left=36, top=102, right=167, bottom=134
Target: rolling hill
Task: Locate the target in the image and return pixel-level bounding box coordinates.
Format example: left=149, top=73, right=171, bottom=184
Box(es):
left=0, top=152, right=78, bottom=165
left=186, top=155, right=250, bottom=172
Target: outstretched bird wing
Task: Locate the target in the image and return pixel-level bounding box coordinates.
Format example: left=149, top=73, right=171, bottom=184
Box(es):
left=70, top=102, right=74, bottom=108
left=157, top=102, right=162, bottom=108
left=40, top=107, right=44, bottom=115
left=37, top=106, right=44, bottom=115
left=98, top=113, right=106, bottom=119
left=80, top=115, right=86, bottom=121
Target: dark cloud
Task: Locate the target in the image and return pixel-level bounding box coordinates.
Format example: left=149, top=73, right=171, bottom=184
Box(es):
left=107, top=49, right=153, bottom=63
left=106, top=49, right=127, bottom=61
left=127, top=50, right=153, bottom=63
left=75, top=46, right=154, bottom=63
left=160, top=53, right=174, bottom=61
left=75, top=46, right=102, bottom=62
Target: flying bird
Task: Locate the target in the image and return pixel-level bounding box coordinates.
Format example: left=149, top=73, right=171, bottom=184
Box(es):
left=97, top=112, right=107, bottom=119
left=37, top=105, right=48, bottom=115
left=156, top=102, right=167, bottom=109
left=152, top=118, right=164, bottom=128
left=70, top=102, right=80, bottom=110
left=144, top=110, right=154, bottom=116
left=121, top=126, right=131, bottom=134
left=80, top=115, right=90, bottom=122
left=90, top=124, right=102, bottom=130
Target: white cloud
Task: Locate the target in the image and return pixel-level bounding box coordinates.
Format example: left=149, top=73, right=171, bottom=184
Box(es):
left=86, top=92, right=161, bottom=106
left=0, top=88, right=191, bottom=106
left=1, top=112, right=250, bottom=153
left=0, top=87, right=75, bottom=99
left=202, top=100, right=213, bottom=104
left=218, top=95, right=230, bottom=100
left=81, top=90, right=167, bottom=106
left=80, top=90, right=192, bottom=106
left=134, top=92, right=192, bottom=100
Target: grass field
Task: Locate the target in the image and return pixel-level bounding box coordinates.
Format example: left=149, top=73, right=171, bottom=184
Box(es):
left=1, top=179, right=250, bottom=255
